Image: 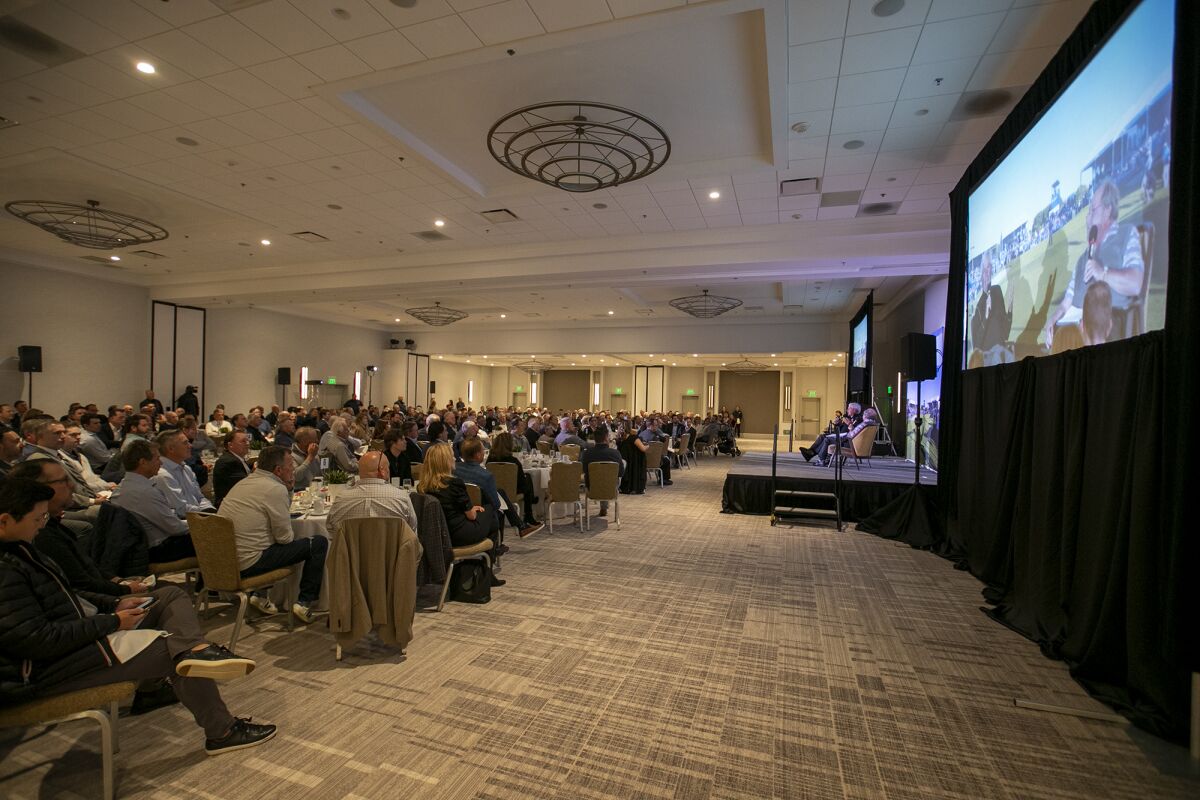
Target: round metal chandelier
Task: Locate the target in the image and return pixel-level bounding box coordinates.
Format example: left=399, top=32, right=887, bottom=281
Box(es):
left=405, top=301, right=469, bottom=326
left=487, top=101, right=670, bottom=193
left=725, top=357, right=768, bottom=376
left=669, top=289, right=743, bottom=318
left=4, top=199, right=168, bottom=250
left=513, top=359, right=554, bottom=373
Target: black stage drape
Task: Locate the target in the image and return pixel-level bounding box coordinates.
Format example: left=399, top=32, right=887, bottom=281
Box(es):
left=721, top=473, right=914, bottom=522
left=889, top=0, right=1195, bottom=741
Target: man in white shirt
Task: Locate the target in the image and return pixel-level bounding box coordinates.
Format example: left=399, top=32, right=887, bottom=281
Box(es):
left=217, top=446, right=327, bottom=623
left=152, top=429, right=215, bottom=516
left=110, top=439, right=196, bottom=563
left=78, top=413, right=116, bottom=470
left=325, top=452, right=418, bottom=538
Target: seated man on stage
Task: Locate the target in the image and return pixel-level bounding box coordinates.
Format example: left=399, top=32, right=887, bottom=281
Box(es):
left=817, top=408, right=879, bottom=465
left=801, top=403, right=860, bottom=463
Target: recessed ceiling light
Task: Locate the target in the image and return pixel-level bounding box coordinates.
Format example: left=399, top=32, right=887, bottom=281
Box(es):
left=500, top=313, right=507, bottom=318
left=331, top=7, right=351, bottom=19
left=328, top=203, right=343, bottom=210
left=438, top=355, right=443, bottom=359
left=175, top=136, right=199, bottom=147
left=109, top=255, right=120, bottom=261
left=466, top=360, right=470, bottom=363
left=871, top=0, right=905, bottom=17
left=607, top=310, right=614, bottom=315
left=692, top=353, right=698, bottom=357
left=571, top=363, right=575, bottom=366
left=708, top=191, right=720, bottom=199
left=581, top=354, right=587, bottom=357
left=790, top=121, right=809, bottom=135
left=842, top=139, right=865, bottom=150
left=648, top=354, right=653, bottom=357
left=721, top=363, right=726, bottom=366
left=774, top=363, right=778, bottom=366
left=914, top=108, right=929, bottom=116
left=136, top=62, right=156, bottom=74
left=770, top=353, right=776, bottom=357
left=672, top=362, right=676, bottom=366
left=394, top=317, right=400, bottom=322
left=260, top=239, right=271, bottom=245
left=433, top=219, right=445, bottom=227
left=592, top=202, right=608, bottom=209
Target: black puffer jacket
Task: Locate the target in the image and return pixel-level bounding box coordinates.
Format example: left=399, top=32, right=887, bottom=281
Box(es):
left=0, top=540, right=120, bottom=706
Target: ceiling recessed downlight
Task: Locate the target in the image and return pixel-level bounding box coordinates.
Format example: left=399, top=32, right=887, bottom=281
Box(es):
left=500, top=313, right=507, bottom=318
left=433, top=219, right=445, bottom=227
left=109, top=255, right=120, bottom=261
left=260, top=239, right=270, bottom=245
left=607, top=310, right=614, bottom=315
left=790, top=121, right=809, bottom=135
left=175, top=136, right=199, bottom=147
left=136, top=62, right=156, bottom=74
left=842, top=139, right=865, bottom=150
left=871, top=0, right=905, bottom=17
left=708, top=191, right=720, bottom=199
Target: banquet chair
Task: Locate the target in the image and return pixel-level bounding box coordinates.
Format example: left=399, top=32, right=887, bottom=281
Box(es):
left=584, top=462, right=620, bottom=531
left=485, top=462, right=523, bottom=510
left=436, top=538, right=493, bottom=612
left=146, top=556, right=202, bottom=608
left=826, top=426, right=878, bottom=469
left=187, top=513, right=298, bottom=651
left=410, top=462, right=422, bottom=482
left=536, top=440, right=552, bottom=456
left=685, top=429, right=698, bottom=467
left=670, top=437, right=690, bottom=470
left=464, top=483, right=482, bottom=508
left=327, top=517, right=419, bottom=660
left=0, top=681, right=137, bottom=800
left=559, top=443, right=581, bottom=462
left=547, top=461, right=585, bottom=534
left=644, top=441, right=665, bottom=487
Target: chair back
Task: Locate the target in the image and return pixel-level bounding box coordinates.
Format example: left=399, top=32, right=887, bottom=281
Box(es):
left=536, top=440, right=551, bottom=456
left=410, top=462, right=422, bottom=482
left=852, top=425, right=879, bottom=457
left=328, top=517, right=418, bottom=647
left=549, top=461, right=583, bottom=503
left=187, top=513, right=243, bottom=592
left=586, top=462, right=619, bottom=501
left=368, top=439, right=384, bottom=451
left=560, top=443, right=581, bottom=462
left=644, top=440, right=664, bottom=466
left=464, top=482, right=482, bottom=507
left=486, top=461, right=519, bottom=500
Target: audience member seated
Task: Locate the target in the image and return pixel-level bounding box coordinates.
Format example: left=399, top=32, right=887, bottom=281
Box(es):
left=110, top=440, right=196, bottom=564
left=553, top=417, right=588, bottom=451
left=204, top=409, right=232, bottom=440
left=417, top=443, right=503, bottom=582
left=382, top=428, right=413, bottom=484
left=456, top=438, right=536, bottom=539
left=290, top=427, right=322, bottom=492
left=0, top=403, right=15, bottom=435
left=218, top=446, right=327, bottom=623
left=78, top=413, right=116, bottom=470
left=120, top=414, right=153, bottom=451
left=580, top=427, right=625, bottom=517
left=617, top=425, right=648, bottom=494
left=153, top=430, right=215, bottom=515
left=98, top=407, right=125, bottom=450
left=273, top=416, right=297, bottom=450
left=21, top=418, right=106, bottom=521
left=636, top=419, right=673, bottom=485
left=0, top=478, right=276, bottom=754
left=485, top=433, right=540, bottom=528
left=319, top=418, right=359, bottom=474
left=60, top=421, right=115, bottom=498
left=325, top=451, right=418, bottom=537
left=0, top=429, right=22, bottom=481
left=213, top=430, right=252, bottom=508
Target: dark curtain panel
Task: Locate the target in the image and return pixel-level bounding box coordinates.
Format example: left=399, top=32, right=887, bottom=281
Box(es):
left=928, top=0, right=1194, bottom=740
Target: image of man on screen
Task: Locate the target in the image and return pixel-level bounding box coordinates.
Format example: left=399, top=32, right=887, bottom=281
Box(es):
left=969, top=252, right=1013, bottom=366
left=1042, top=180, right=1144, bottom=349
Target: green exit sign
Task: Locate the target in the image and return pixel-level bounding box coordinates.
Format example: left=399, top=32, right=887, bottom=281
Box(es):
left=887, top=385, right=893, bottom=395
left=327, top=378, right=337, bottom=385
left=685, top=389, right=696, bottom=395
left=514, top=385, right=523, bottom=391
left=614, top=388, right=623, bottom=394
left=807, top=390, right=817, bottom=398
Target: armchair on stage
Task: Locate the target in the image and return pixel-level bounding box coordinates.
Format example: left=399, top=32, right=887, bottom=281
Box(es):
left=824, top=425, right=878, bottom=470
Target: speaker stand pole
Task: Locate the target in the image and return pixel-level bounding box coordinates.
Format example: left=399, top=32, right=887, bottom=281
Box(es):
left=914, top=380, right=923, bottom=485
left=25, top=371, right=32, bottom=408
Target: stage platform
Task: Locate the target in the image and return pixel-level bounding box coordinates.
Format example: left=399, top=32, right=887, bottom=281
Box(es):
left=721, top=452, right=937, bottom=520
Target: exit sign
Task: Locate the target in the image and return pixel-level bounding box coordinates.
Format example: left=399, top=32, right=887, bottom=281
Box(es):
left=614, top=388, right=623, bottom=394
left=685, top=389, right=696, bottom=395
left=514, top=385, right=523, bottom=391
left=327, top=378, right=337, bottom=385
left=807, top=390, right=817, bottom=398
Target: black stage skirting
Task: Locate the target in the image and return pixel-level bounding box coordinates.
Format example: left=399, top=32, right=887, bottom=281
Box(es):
left=721, top=454, right=936, bottom=521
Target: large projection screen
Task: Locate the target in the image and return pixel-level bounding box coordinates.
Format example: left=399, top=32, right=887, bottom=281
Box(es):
left=965, top=0, right=1173, bottom=368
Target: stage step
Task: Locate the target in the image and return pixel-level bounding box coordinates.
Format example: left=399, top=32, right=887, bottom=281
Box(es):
left=771, top=487, right=841, bottom=527
left=773, top=507, right=838, bottom=518
left=775, top=489, right=836, bottom=499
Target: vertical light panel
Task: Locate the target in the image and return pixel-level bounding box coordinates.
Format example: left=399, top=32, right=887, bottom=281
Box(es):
left=468, top=379, right=475, bottom=403
left=784, top=385, right=793, bottom=411
left=354, top=371, right=362, bottom=399
left=593, top=382, right=600, bottom=406
left=531, top=380, right=538, bottom=405
left=301, top=366, right=309, bottom=399
left=707, top=384, right=715, bottom=409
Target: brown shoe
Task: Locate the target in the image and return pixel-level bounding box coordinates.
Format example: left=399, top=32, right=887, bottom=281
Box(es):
left=519, top=522, right=544, bottom=538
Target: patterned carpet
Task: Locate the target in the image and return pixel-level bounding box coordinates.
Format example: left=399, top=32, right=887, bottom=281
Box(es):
left=2, top=454, right=1196, bottom=799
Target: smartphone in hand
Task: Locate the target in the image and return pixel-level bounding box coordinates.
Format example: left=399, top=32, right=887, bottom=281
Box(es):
left=135, top=596, right=158, bottom=611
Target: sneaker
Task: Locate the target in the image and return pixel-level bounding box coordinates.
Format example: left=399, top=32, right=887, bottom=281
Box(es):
left=496, top=543, right=511, bottom=555
left=489, top=575, right=507, bottom=587
left=175, top=645, right=255, bottom=680
left=205, top=717, right=277, bottom=756
left=518, top=522, right=544, bottom=538
left=292, top=602, right=320, bottom=624
left=130, top=679, right=178, bottom=716
left=248, top=595, right=278, bottom=615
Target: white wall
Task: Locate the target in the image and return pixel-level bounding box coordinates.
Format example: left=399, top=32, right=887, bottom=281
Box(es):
left=204, top=308, right=384, bottom=413
left=0, top=261, right=150, bottom=414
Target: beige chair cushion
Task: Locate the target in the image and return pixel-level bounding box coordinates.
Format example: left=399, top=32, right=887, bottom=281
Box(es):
left=0, top=682, right=137, bottom=728
left=148, top=557, right=200, bottom=575
left=452, top=539, right=493, bottom=559
left=240, top=567, right=297, bottom=592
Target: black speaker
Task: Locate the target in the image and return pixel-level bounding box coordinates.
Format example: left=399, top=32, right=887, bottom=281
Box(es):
left=848, top=366, right=866, bottom=392
left=901, top=333, right=937, bottom=380
left=276, top=367, right=291, bottom=385
left=18, top=345, right=42, bottom=373
left=429, top=380, right=436, bottom=394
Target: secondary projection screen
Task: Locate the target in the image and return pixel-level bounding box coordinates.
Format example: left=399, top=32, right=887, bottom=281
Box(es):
left=964, top=0, right=1173, bottom=368
left=851, top=316, right=868, bottom=369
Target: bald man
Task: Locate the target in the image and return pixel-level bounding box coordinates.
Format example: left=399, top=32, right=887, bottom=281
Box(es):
left=324, top=450, right=418, bottom=537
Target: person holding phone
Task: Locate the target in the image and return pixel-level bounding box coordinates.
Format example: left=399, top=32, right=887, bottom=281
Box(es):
left=0, top=478, right=278, bottom=756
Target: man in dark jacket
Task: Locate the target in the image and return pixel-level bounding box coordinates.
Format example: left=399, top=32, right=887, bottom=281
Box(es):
left=175, top=386, right=200, bottom=418
left=0, top=479, right=276, bottom=754
left=213, top=431, right=252, bottom=508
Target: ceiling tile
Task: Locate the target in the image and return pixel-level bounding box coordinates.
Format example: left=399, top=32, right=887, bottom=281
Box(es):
left=872, top=148, right=929, bottom=171
left=0, top=48, right=42, bottom=81
left=737, top=197, right=779, bottom=214
left=788, top=38, right=843, bottom=82
left=787, top=77, right=837, bottom=113
left=733, top=182, right=780, bottom=200
left=140, top=30, right=237, bottom=78
left=24, top=69, right=115, bottom=108
left=817, top=205, right=858, bottom=220
left=840, top=26, right=920, bottom=74
left=651, top=189, right=699, bottom=207
left=607, top=0, right=685, bottom=18
left=135, top=0, right=224, bottom=26
left=824, top=152, right=877, bottom=175
left=63, top=0, right=171, bottom=40
left=989, top=0, right=1091, bottom=54
left=56, top=57, right=149, bottom=100
left=233, top=0, right=338, bottom=55
left=835, top=68, right=906, bottom=106
left=891, top=93, right=959, bottom=127
left=60, top=108, right=140, bottom=140
left=293, top=44, right=372, bottom=82
left=830, top=101, right=893, bottom=134
left=741, top=212, right=779, bottom=226
left=294, top=0, right=394, bottom=42
left=184, top=117, right=259, bottom=148
left=91, top=99, right=173, bottom=133
left=880, top=123, right=942, bottom=151
left=268, top=134, right=331, bottom=161
left=778, top=193, right=820, bottom=210
left=967, top=45, right=1055, bottom=91
left=913, top=164, right=964, bottom=184
left=782, top=157, right=825, bottom=177
left=788, top=136, right=828, bottom=161
left=935, top=116, right=1004, bottom=146
left=461, top=0, right=546, bottom=45
left=364, top=0, right=457, bottom=27
left=926, top=142, right=982, bottom=166
left=345, top=29, right=427, bottom=70
left=163, top=80, right=248, bottom=117
left=789, top=108, right=832, bottom=138
left=13, top=0, right=125, bottom=53
left=912, top=12, right=1005, bottom=64
left=866, top=168, right=921, bottom=188
left=221, top=108, right=295, bottom=140
left=898, top=56, right=980, bottom=99
left=205, top=69, right=291, bottom=107
left=126, top=90, right=210, bottom=124
left=525, top=0, right=612, bottom=32
left=261, top=100, right=338, bottom=134
left=845, top=0, right=931, bottom=36
left=402, top=14, right=484, bottom=58
left=247, top=58, right=325, bottom=99
left=820, top=172, right=868, bottom=191
left=788, top=0, right=848, bottom=45
left=928, top=0, right=1014, bottom=22
left=183, top=15, right=287, bottom=68
left=898, top=197, right=944, bottom=214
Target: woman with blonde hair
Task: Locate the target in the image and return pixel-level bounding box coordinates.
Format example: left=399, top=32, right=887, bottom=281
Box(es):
left=419, top=444, right=503, bottom=579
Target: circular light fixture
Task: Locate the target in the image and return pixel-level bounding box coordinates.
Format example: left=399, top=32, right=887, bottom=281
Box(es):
left=434, top=219, right=445, bottom=227
left=487, top=101, right=670, bottom=193
left=708, top=190, right=720, bottom=199
left=649, top=354, right=653, bottom=357
left=500, top=313, right=507, bottom=318
left=109, top=255, right=120, bottom=261
left=692, top=353, right=698, bottom=357
left=914, top=108, right=929, bottom=116
left=260, top=239, right=270, bottom=245
left=175, top=136, right=199, bottom=147
left=136, top=62, right=156, bottom=74
left=592, top=202, right=608, bottom=209
left=842, top=139, right=865, bottom=150
left=328, top=203, right=343, bottom=210
left=5, top=199, right=168, bottom=250
left=331, top=7, right=351, bottom=19
left=770, top=353, right=776, bottom=357
left=872, top=0, right=905, bottom=17
left=790, top=121, right=809, bottom=135
left=669, top=288, right=743, bottom=318
left=581, top=354, right=587, bottom=357
left=405, top=301, right=469, bottom=326
left=607, top=310, right=614, bottom=315
left=394, top=317, right=400, bottom=322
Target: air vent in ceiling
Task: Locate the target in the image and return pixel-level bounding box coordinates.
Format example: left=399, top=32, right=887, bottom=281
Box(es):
left=0, top=15, right=85, bottom=67
left=635, top=308, right=655, bottom=316
left=290, top=231, right=329, bottom=243
left=130, top=249, right=166, bottom=259
left=858, top=202, right=899, bottom=217
left=480, top=208, right=519, bottom=223
left=523, top=312, right=541, bottom=317
left=780, top=178, right=819, bottom=197
left=820, top=191, right=863, bottom=207
left=0, top=114, right=18, bottom=130
left=414, top=230, right=450, bottom=242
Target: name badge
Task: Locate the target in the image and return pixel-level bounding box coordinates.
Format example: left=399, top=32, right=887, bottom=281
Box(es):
left=320, top=457, right=329, bottom=470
